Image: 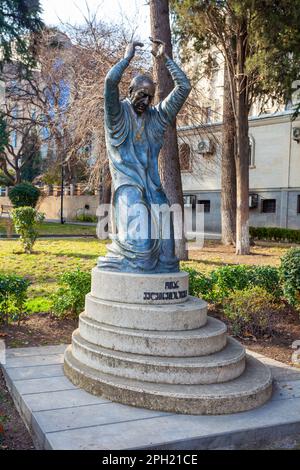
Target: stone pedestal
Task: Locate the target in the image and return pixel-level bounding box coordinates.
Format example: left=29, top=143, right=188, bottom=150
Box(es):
left=64, top=269, right=272, bottom=415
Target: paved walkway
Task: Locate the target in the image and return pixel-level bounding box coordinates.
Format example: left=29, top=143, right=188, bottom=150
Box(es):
left=2, top=344, right=300, bottom=450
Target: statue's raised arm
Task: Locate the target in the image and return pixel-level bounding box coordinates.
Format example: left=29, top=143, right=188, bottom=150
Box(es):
left=150, top=37, right=191, bottom=125
left=104, top=41, right=144, bottom=130
left=100, top=39, right=191, bottom=274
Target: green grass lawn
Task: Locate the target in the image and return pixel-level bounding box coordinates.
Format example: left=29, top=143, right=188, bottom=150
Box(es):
left=0, top=238, right=107, bottom=313
left=0, top=219, right=97, bottom=237
left=0, top=236, right=288, bottom=315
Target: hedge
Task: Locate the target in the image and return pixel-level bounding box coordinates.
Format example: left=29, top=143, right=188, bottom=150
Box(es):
left=250, top=226, right=300, bottom=244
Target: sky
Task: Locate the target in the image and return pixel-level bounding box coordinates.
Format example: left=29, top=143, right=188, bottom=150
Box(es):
left=40, top=0, right=151, bottom=40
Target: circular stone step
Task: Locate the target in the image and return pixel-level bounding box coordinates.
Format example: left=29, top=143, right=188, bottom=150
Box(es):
left=64, top=348, right=273, bottom=415
left=78, top=315, right=227, bottom=357
left=70, top=332, right=245, bottom=384
left=85, top=294, right=207, bottom=331
left=91, top=268, right=189, bottom=304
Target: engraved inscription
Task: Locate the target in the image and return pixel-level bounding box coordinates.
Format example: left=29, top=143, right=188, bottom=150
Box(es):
left=165, top=281, right=179, bottom=290
left=143, top=290, right=188, bottom=301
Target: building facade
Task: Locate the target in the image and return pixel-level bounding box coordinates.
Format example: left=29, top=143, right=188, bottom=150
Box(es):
left=180, top=110, right=300, bottom=233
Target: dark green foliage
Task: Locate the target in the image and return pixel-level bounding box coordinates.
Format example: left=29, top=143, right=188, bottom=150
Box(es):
left=0, top=170, right=13, bottom=186
left=52, top=269, right=91, bottom=318
left=171, top=0, right=300, bottom=110
left=182, top=267, right=213, bottom=301
left=250, top=226, right=300, bottom=244
left=280, top=248, right=300, bottom=309
left=11, top=206, right=44, bottom=253
left=223, top=286, right=282, bottom=337
left=0, top=273, right=30, bottom=324
left=183, top=264, right=281, bottom=302
left=8, top=182, right=40, bottom=208
left=0, top=0, right=43, bottom=68
left=20, top=131, right=42, bottom=182
left=75, top=214, right=98, bottom=223
left=0, top=115, right=8, bottom=152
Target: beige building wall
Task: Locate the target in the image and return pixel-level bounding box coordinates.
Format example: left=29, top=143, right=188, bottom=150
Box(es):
left=0, top=195, right=99, bottom=221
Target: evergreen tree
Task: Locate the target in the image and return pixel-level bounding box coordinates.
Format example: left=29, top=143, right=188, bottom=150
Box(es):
left=171, top=0, right=300, bottom=254
left=0, top=0, right=43, bottom=68
left=20, top=130, right=42, bottom=182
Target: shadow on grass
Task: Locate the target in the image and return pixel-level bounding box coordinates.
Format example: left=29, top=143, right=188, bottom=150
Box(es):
left=187, top=258, right=235, bottom=267
left=47, top=252, right=99, bottom=260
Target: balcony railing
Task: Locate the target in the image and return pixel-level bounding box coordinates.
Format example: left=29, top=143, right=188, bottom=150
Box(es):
left=0, top=184, right=99, bottom=197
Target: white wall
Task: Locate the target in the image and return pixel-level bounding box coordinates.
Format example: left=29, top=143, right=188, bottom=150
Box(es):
left=180, top=113, right=300, bottom=193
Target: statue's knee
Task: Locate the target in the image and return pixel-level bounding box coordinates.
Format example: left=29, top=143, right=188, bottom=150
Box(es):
left=117, top=186, right=143, bottom=207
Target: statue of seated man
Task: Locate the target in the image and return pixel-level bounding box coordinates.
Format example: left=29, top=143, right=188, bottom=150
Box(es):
left=98, top=39, right=191, bottom=273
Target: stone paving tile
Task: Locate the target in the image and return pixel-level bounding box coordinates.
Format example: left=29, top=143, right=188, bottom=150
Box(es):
left=33, top=402, right=171, bottom=434
left=6, top=345, right=67, bottom=358
left=2, top=345, right=300, bottom=450
left=5, top=364, right=64, bottom=381
left=272, top=379, right=300, bottom=400
left=22, top=388, right=109, bottom=413
left=5, top=353, right=64, bottom=368
left=13, top=375, right=77, bottom=395
left=44, top=397, right=300, bottom=450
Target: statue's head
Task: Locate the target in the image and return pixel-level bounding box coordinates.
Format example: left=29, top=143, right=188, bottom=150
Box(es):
left=128, top=75, right=155, bottom=114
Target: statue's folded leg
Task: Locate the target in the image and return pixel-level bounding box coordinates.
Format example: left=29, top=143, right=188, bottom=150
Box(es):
left=98, top=185, right=160, bottom=272
left=158, top=210, right=179, bottom=272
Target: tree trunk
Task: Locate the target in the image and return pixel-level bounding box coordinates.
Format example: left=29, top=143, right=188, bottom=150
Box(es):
left=99, top=160, right=111, bottom=205
left=15, top=158, right=21, bottom=184
left=235, top=21, right=250, bottom=255
left=221, top=62, right=236, bottom=246
left=149, top=0, right=187, bottom=261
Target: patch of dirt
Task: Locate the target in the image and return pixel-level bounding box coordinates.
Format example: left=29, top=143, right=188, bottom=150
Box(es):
left=0, top=370, right=34, bottom=450
left=1, top=313, right=77, bottom=348
left=210, top=304, right=300, bottom=365
left=189, top=241, right=287, bottom=268
left=0, top=313, right=77, bottom=450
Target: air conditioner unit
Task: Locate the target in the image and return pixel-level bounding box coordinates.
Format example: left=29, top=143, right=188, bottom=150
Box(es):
left=293, top=127, right=300, bottom=143
left=249, top=193, right=259, bottom=209
left=197, top=139, right=213, bottom=154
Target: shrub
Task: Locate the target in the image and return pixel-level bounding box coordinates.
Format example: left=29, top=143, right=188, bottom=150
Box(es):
left=250, top=226, right=300, bottom=244
left=223, top=286, right=281, bottom=337
left=0, top=274, right=30, bottom=325
left=183, top=264, right=281, bottom=302
left=246, top=265, right=282, bottom=298
left=183, top=267, right=213, bottom=300
left=210, top=265, right=251, bottom=301
left=75, top=213, right=97, bottom=223
left=0, top=169, right=13, bottom=186
left=11, top=207, right=45, bottom=253
left=8, top=182, right=40, bottom=208
left=52, top=269, right=91, bottom=318
left=280, top=248, right=300, bottom=309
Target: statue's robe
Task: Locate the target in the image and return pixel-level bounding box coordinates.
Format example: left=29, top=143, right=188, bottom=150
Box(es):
left=99, top=57, right=191, bottom=273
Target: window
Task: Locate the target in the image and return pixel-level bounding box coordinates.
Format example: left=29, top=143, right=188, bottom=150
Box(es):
left=200, top=106, right=212, bottom=124
left=262, top=199, right=276, bottom=213
left=249, top=135, right=255, bottom=167
left=184, top=194, right=196, bottom=210
left=297, top=195, right=300, bottom=214
left=198, top=200, right=211, bottom=213
left=179, top=143, right=191, bottom=171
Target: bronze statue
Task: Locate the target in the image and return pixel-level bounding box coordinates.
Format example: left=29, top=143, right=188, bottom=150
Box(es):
left=98, top=39, right=191, bottom=273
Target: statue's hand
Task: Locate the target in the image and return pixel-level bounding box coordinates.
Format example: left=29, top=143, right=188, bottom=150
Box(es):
left=149, top=37, right=167, bottom=59
left=124, top=41, right=144, bottom=61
